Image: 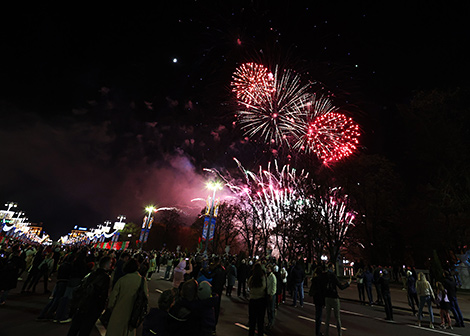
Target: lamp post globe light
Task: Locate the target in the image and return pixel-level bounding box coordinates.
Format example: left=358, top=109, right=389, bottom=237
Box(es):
left=202, top=180, right=223, bottom=256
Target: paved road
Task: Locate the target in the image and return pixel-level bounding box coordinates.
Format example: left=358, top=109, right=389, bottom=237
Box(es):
left=1, top=271, right=469, bottom=336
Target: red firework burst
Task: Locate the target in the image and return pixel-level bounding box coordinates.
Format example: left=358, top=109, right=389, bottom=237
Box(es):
left=306, top=112, right=360, bottom=163
left=231, top=62, right=274, bottom=105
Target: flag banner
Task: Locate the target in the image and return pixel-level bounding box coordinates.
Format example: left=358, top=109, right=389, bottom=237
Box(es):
left=202, top=216, right=210, bottom=241
left=209, top=217, right=216, bottom=241
left=143, top=229, right=150, bottom=243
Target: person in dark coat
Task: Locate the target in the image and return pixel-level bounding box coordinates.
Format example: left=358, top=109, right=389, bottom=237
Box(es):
left=67, top=256, right=112, bottom=336
left=443, top=270, right=465, bottom=327
left=0, top=246, right=25, bottom=304
left=324, top=263, right=350, bottom=336
left=37, top=254, right=73, bottom=320
left=406, top=270, right=419, bottom=316
left=309, top=265, right=327, bottom=336
left=373, top=266, right=383, bottom=305
left=21, top=246, right=44, bottom=292
left=142, top=288, right=176, bottom=336
left=168, top=279, right=202, bottom=336
left=364, top=267, right=374, bottom=305
left=290, top=261, right=305, bottom=307
left=237, top=259, right=248, bottom=298
left=112, top=251, right=130, bottom=288
left=201, top=257, right=226, bottom=327
left=378, top=270, right=393, bottom=321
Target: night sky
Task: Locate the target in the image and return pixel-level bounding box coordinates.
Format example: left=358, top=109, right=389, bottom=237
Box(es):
left=1, top=2, right=468, bottom=239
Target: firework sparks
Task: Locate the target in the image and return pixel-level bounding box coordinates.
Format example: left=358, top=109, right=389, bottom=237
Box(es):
left=231, top=62, right=274, bottom=105
left=295, top=111, right=360, bottom=163
left=233, top=64, right=312, bottom=147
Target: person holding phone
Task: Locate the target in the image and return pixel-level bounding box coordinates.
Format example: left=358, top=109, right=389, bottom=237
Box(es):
left=324, top=263, right=351, bottom=336
left=172, top=257, right=192, bottom=289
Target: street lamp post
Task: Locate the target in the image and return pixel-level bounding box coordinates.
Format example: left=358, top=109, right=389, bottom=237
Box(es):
left=140, top=206, right=155, bottom=250
left=203, top=181, right=223, bottom=256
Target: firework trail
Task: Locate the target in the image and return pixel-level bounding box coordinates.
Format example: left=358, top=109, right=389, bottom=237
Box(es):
left=319, top=188, right=356, bottom=250
left=206, top=159, right=309, bottom=230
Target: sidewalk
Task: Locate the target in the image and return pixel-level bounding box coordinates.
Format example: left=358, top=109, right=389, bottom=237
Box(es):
left=339, top=281, right=470, bottom=322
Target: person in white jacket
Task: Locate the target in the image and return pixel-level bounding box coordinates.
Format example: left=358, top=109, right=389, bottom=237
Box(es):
left=266, top=264, right=277, bottom=330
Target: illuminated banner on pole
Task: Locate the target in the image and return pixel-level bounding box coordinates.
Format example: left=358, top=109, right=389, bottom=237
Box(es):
left=202, top=216, right=210, bottom=241
left=208, top=217, right=216, bottom=241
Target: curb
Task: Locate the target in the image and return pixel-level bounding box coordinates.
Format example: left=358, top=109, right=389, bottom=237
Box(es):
left=342, top=297, right=470, bottom=323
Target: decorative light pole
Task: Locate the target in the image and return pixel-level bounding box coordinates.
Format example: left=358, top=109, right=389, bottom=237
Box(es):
left=112, top=215, right=126, bottom=243
left=139, top=206, right=155, bottom=250
left=202, top=181, right=223, bottom=256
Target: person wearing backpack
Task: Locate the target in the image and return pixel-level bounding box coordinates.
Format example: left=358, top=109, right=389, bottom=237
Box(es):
left=67, top=256, right=112, bottom=336
left=106, top=257, right=149, bottom=336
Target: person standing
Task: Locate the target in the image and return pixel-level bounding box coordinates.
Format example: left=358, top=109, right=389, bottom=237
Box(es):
left=291, top=260, right=305, bottom=308
left=280, top=264, right=288, bottom=303
left=226, top=260, right=237, bottom=297
left=416, top=272, right=435, bottom=329
left=237, top=259, right=248, bottom=298
left=147, top=254, right=157, bottom=281
left=364, top=267, right=374, bottom=305
left=172, top=258, right=193, bottom=289
left=436, top=281, right=452, bottom=329
left=373, top=266, right=383, bottom=305
left=164, top=254, right=174, bottom=280
left=356, top=268, right=365, bottom=304
left=67, top=256, right=112, bottom=336
left=309, top=265, right=327, bottom=336
left=0, top=246, right=25, bottom=305
left=443, top=270, right=465, bottom=328
left=266, top=264, right=277, bottom=331
left=37, top=254, right=72, bottom=321
left=378, top=270, right=393, bottom=321
left=22, top=246, right=44, bottom=292
left=274, top=265, right=282, bottom=307
left=406, top=270, right=420, bottom=316
left=106, top=258, right=149, bottom=336
left=324, top=263, right=350, bottom=336
left=247, top=263, right=267, bottom=336
left=112, top=251, right=130, bottom=288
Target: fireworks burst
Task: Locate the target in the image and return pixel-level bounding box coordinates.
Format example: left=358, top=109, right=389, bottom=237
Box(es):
left=293, top=105, right=360, bottom=163
left=233, top=64, right=312, bottom=147
left=231, top=62, right=274, bottom=105
left=231, top=62, right=361, bottom=164
left=208, top=158, right=309, bottom=230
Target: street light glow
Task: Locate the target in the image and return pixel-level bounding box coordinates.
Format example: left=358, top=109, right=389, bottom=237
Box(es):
left=206, top=180, right=223, bottom=191
left=145, top=205, right=156, bottom=213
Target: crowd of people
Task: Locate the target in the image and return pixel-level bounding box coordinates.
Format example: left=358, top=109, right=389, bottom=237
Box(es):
left=0, top=241, right=467, bottom=336
left=353, top=265, right=466, bottom=331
